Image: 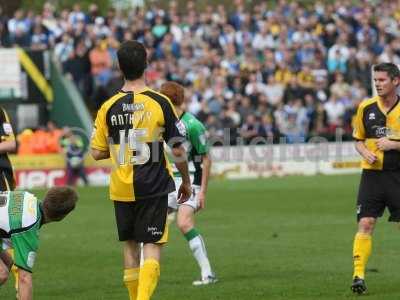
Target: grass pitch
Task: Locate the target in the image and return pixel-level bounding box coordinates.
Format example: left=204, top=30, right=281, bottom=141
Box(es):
left=3, top=174, right=400, bottom=299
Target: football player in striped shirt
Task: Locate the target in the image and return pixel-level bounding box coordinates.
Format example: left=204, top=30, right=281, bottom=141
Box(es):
left=0, top=187, right=78, bottom=299
left=161, top=81, right=217, bottom=286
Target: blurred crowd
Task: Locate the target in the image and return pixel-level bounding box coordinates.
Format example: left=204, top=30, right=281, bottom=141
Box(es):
left=17, top=121, right=65, bottom=154
left=17, top=122, right=85, bottom=157
left=2, top=0, right=400, bottom=144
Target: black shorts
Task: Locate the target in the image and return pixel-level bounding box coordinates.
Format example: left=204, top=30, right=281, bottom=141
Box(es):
left=0, top=169, right=15, bottom=191
left=357, top=169, right=400, bottom=222
left=114, top=194, right=168, bottom=243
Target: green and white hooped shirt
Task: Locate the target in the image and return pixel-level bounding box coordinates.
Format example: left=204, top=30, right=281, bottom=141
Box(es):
left=0, top=191, right=42, bottom=272
left=171, top=112, right=209, bottom=186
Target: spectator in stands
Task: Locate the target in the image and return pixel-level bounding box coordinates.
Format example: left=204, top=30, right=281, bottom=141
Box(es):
left=330, top=72, right=351, bottom=100
left=63, top=38, right=92, bottom=102
left=8, top=9, right=30, bottom=47
left=5, top=0, right=400, bottom=145
left=324, top=95, right=346, bottom=136
left=240, top=115, right=259, bottom=145
left=258, top=114, right=276, bottom=142
left=30, top=23, right=49, bottom=50
left=89, top=38, right=112, bottom=87
left=264, top=75, right=285, bottom=107
left=54, top=33, right=74, bottom=65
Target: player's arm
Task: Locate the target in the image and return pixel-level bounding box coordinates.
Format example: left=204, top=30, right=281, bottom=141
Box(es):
left=0, top=140, right=16, bottom=154
left=171, top=144, right=191, bottom=204
left=355, top=141, right=377, bottom=165
left=375, top=138, right=400, bottom=152
left=191, top=123, right=211, bottom=210
left=90, top=106, right=110, bottom=161
left=18, top=269, right=33, bottom=300
left=91, top=148, right=110, bottom=160
left=163, top=102, right=191, bottom=203
left=352, top=102, right=377, bottom=164
left=172, top=145, right=191, bottom=184
left=0, top=108, right=16, bottom=154
left=198, top=153, right=211, bottom=210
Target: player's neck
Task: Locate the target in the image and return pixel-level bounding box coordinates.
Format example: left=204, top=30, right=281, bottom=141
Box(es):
left=121, top=77, right=147, bottom=93
left=175, top=107, right=184, bottom=118
left=380, top=91, right=398, bottom=110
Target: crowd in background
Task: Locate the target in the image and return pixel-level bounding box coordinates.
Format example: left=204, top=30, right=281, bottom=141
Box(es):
left=1, top=0, right=400, bottom=145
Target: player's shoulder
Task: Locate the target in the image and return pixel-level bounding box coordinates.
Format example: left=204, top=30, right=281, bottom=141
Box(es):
left=183, top=112, right=205, bottom=130
left=22, top=191, right=38, bottom=205
left=6, top=190, right=37, bottom=204
left=358, top=96, right=379, bottom=110
left=140, top=88, right=175, bottom=107
left=100, top=92, right=128, bottom=109
left=14, top=190, right=36, bottom=199
left=139, top=88, right=179, bottom=119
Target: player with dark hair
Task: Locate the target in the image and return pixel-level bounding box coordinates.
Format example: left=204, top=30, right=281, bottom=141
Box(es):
left=91, top=40, right=191, bottom=300
left=351, top=62, right=400, bottom=294
left=0, top=187, right=78, bottom=300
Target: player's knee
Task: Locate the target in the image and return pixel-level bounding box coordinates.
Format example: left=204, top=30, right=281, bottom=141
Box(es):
left=18, top=270, right=32, bottom=287
left=177, top=207, right=195, bottom=233
left=0, top=267, right=9, bottom=285
left=177, top=216, right=192, bottom=233
left=358, top=218, right=376, bottom=234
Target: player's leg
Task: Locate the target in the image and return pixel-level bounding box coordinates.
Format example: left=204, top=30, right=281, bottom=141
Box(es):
left=5, top=248, right=18, bottom=294
left=135, top=195, right=169, bottom=300
left=353, top=217, right=375, bottom=278
left=138, top=192, right=176, bottom=267
left=385, top=170, right=400, bottom=223
left=351, top=170, right=383, bottom=294
left=114, top=201, right=140, bottom=300
left=0, top=249, right=12, bottom=285
left=137, top=243, right=163, bottom=300
left=177, top=190, right=216, bottom=285
left=16, top=269, right=32, bottom=300
left=123, top=240, right=140, bottom=300
left=0, top=256, right=10, bottom=285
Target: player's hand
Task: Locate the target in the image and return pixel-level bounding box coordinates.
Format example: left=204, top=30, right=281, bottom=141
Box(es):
left=197, top=191, right=206, bottom=211
left=376, top=137, right=396, bottom=151
left=361, top=148, right=377, bottom=164
left=178, top=182, right=192, bottom=204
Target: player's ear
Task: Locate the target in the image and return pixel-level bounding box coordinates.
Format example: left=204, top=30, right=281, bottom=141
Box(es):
left=393, top=76, right=400, bottom=86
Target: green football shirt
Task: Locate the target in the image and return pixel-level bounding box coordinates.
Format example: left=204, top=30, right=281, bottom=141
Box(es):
left=0, top=191, right=42, bottom=272
left=174, top=112, right=209, bottom=185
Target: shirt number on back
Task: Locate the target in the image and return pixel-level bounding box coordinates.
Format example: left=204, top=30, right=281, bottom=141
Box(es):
left=118, top=129, right=150, bottom=165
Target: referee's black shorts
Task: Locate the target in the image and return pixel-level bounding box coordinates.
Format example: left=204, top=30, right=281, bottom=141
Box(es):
left=0, top=169, right=15, bottom=191
left=114, top=194, right=168, bottom=243
left=357, top=169, right=400, bottom=222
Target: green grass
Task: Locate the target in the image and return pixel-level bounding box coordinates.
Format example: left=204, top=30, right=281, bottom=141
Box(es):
left=3, top=174, right=400, bottom=299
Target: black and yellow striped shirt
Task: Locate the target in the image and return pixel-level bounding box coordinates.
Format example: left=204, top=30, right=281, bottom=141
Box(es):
left=91, top=88, right=184, bottom=201
left=353, top=95, right=400, bottom=170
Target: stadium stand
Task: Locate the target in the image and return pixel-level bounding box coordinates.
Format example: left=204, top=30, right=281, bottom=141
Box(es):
left=1, top=0, right=400, bottom=148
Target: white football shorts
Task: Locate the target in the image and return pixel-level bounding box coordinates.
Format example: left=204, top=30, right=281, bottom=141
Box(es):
left=168, top=177, right=201, bottom=211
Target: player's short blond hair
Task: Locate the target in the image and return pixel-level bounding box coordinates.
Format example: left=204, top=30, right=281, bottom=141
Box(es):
left=160, top=81, right=185, bottom=106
